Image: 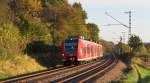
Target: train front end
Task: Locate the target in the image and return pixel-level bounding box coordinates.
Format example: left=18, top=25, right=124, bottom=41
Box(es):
left=61, top=38, right=78, bottom=65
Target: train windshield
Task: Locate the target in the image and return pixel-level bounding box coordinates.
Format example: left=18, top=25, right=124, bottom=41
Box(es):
left=64, top=39, right=78, bottom=52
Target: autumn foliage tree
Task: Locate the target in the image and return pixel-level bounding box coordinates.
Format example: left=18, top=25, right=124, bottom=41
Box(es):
left=0, top=0, right=101, bottom=57
left=86, top=23, right=100, bottom=42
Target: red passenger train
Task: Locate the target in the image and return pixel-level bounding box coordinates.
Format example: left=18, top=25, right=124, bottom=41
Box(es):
left=61, top=36, right=103, bottom=65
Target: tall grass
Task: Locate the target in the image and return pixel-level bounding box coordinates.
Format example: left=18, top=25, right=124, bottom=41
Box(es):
left=123, top=64, right=150, bottom=83
left=0, top=54, right=46, bottom=80
left=0, top=23, right=21, bottom=60
left=136, top=64, right=150, bottom=83
left=0, top=22, right=50, bottom=80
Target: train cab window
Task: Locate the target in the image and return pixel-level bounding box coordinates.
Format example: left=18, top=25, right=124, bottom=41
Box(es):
left=64, top=39, right=78, bottom=52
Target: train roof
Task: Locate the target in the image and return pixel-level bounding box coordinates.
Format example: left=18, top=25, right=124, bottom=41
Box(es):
left=65, top=36, right=102, bottom=46
left=79, top=39, right=102, bottom=46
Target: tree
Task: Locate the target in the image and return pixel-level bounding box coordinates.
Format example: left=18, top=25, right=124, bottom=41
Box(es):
left=41, top=1, right=90, bottom=46
left=128, top=35, right=150, bottom=65
left=100, top=40, right=114, bottom=54
left=72, top=2, right=87, bottom=20
left=147, top=48, right=150, bottom=58
left=0, top=0, right=99, bottom=52
left=114, top=42, right=131, bottom=63
left=128, top=35, right=142, bottom=49
left=115, top=42, right=131, bottom=54
left=135, top=45, right=147, bottom=54
left=0, top=0, right=11, bottom=23
left=86, top=23, right=100, bottom=42
left=147, top=48, right=150, bottom=54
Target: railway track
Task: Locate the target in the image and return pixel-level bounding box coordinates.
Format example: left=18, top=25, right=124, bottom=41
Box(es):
left=0, top=65, right=75, bottom=83
left=0, top=59, right=105, bottom=83
left=1, top=55, right=117, bottom=83
left=57, top=55, right=118, bottom=83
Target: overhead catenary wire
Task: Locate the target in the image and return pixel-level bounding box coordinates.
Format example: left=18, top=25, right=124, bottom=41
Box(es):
left=105, top=11, right=133, bottom=43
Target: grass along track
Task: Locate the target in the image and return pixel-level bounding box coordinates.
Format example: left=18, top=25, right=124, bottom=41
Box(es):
left=135, top=64, right=150, bottom=83
left=0, top=65, right=74, bottom=83
left=124, top=64, right=150, bottom=83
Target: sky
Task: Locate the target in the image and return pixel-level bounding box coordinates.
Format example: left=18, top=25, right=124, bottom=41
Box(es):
left=68, top=0, right=150, bottom=43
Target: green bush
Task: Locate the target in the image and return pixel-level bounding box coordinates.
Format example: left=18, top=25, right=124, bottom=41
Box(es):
left=16, top=15, right=52, bottom=44
left=147, top=48, right=150, bottom=56
left=0, top=23, right=21, bottom=59
left=133, top=45, right=147, bottom=57
left=100, top=40, right=114, bottom=54
left=15, top=16, right=53, bottom=52
left=26, top=20, right=52, bottom=44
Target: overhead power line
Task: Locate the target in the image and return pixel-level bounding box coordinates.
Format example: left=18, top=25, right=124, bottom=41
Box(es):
left=105, top=12, right=129, bottom=28
left=105, top=11, right=133, bottom=43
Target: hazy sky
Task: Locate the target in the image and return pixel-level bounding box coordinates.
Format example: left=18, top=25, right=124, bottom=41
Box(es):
left=68, top=0, right=150, bottom=43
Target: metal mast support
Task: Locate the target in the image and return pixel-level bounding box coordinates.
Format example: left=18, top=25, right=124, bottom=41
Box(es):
left=129, top=11, right=132, bottom=37
left=124, top=11, right=132, bottom=39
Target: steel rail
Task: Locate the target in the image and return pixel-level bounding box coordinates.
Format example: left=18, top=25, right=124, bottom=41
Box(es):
left=0, top=65, right=74, bottom=83
left=59, top=58, right=112, bottom=83
left=1, top=59, right=105, bottom=83
left=27, top=60, right=105, bottom=82
left=58, top=54, right=117, bottom=83
left=80, top=55, right=118, bottom=83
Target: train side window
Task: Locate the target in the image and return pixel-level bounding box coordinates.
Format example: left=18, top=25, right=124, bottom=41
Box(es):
left=87, top=47, right=90, bottom=54
left=98, top=46, right=101, bottom=55
left=86, top=47, right=88, bottom=55
left=82, top=47, right=87, bottom=55
left=94, top=47, right=95, bottom=53
left=91, top=47, right=93, bottom=53
left=100, top=46, right=102, bottom=52
left=97, top=46, right=99, bottom=53
left=95, top=46, right=97, bottom=53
